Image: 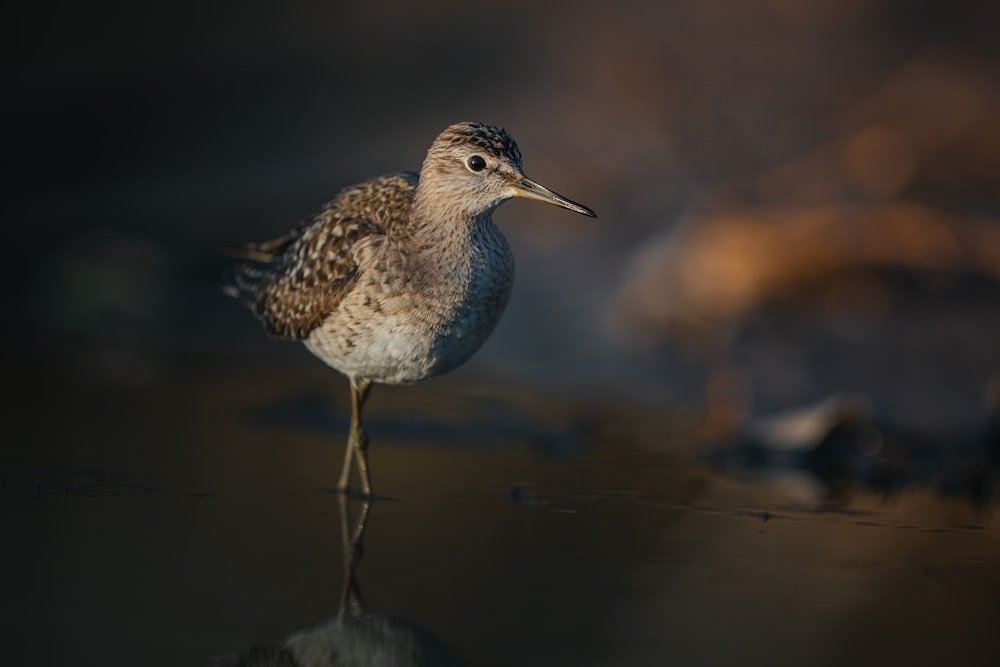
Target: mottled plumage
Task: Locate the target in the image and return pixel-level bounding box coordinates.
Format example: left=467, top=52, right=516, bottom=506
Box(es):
left=227, top=173, right=414, bottom=340
left=224, top=121, right=595, bottom=496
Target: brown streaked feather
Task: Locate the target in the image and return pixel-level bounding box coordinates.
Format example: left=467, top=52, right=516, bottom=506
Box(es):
left=221, top=222, right=312, bottom=261
left=436, top=122, right=522, bottom=168
left=225, top=172, right=419, bottom=340
left=220, top=243, right=282, bottom=262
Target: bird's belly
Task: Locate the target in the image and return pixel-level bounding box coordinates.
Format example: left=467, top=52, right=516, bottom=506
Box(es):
left=305, top=276, right=512, bottom=385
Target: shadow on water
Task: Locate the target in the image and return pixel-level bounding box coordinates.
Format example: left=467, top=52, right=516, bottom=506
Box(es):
left=246, top=389, right=591, bottom=458
left=218, top=496, right=465, bottom=667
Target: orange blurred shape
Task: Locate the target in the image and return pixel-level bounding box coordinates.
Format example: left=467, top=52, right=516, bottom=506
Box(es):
left=618, top=202, right=1000, bottom=338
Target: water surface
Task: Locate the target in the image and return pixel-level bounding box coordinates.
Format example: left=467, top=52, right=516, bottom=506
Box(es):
left=4, top=358, right=999, bottom=666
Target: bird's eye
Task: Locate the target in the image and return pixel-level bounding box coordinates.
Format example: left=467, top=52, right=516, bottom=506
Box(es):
left=467, top=155, right=486, bottom=172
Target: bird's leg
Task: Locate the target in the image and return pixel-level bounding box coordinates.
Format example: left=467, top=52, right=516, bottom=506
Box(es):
left=337, top=422, right=354, bottom=493
left=352, top=378, right=373, bottom=497
left=336, top=427, right=355, bottom=494
left=338, top=378, right=373, bottom=496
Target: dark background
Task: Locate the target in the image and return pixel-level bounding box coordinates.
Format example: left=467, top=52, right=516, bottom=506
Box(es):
left=5, top=2, right=1000, bottom=665
left=6, top=0, right=1000, bottom=420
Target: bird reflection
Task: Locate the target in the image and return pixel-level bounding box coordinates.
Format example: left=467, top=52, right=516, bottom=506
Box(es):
left=220, top=496, right=466, bottom=667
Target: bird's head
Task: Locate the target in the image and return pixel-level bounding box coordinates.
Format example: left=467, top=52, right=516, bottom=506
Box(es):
left=418, top=121, right=596, bottom=219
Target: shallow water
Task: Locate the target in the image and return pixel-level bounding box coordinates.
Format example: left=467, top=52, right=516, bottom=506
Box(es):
left=4, top=357, right=1000, bottom=666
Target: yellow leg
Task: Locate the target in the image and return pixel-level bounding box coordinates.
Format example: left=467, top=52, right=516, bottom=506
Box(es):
left=336, top=431, right=355, bottom=493
left=336, top=378, right=373, bottom=496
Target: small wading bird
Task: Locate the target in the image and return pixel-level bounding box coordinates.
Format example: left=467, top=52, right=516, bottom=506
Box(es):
left=224, top=122, right=595, bottom=497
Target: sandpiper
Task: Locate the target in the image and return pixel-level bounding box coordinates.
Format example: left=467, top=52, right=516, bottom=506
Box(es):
left=224, top=121, right=595, bottom=497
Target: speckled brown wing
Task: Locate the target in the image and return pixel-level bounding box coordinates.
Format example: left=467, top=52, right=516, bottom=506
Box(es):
left=226, top=172, right=418, bottom=340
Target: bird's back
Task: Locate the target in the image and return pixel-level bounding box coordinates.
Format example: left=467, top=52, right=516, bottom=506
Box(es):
left=224, top=172, right=419, bottom=340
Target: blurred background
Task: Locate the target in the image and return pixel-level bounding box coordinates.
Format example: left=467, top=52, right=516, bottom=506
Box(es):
left=7, top=0, right=1000, bottom=418
left=5, top=1, right=1000, bottom=664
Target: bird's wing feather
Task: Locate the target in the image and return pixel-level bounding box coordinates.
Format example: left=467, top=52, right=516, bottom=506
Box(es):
left=225, top=172, right=418, bottom=340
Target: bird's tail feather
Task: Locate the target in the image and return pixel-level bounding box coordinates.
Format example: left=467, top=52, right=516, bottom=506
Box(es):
left=221, top=231, right=301, bottom=317
left=220, top=240, right=286, bottom=315
left=220, top=243, right=276, bottom=262
left=221, top=260, right=276, bottom=310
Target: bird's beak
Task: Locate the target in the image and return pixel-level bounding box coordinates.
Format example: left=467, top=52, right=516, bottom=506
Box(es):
left=511, top=176, right=597, bottom=218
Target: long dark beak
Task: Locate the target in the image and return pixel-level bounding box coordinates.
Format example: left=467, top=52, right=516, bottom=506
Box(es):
left=511, top=176, right=597, bottom=218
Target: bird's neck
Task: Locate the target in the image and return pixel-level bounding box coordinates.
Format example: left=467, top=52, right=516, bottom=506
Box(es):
left=396, top=185, right=504, bottom=287
left=413, top=172, right=496, bottom=229
left=411, top=181, right=497, bottom=246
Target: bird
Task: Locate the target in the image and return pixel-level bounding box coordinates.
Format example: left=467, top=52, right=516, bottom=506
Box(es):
left=224, top=121, right=595, bottom=497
